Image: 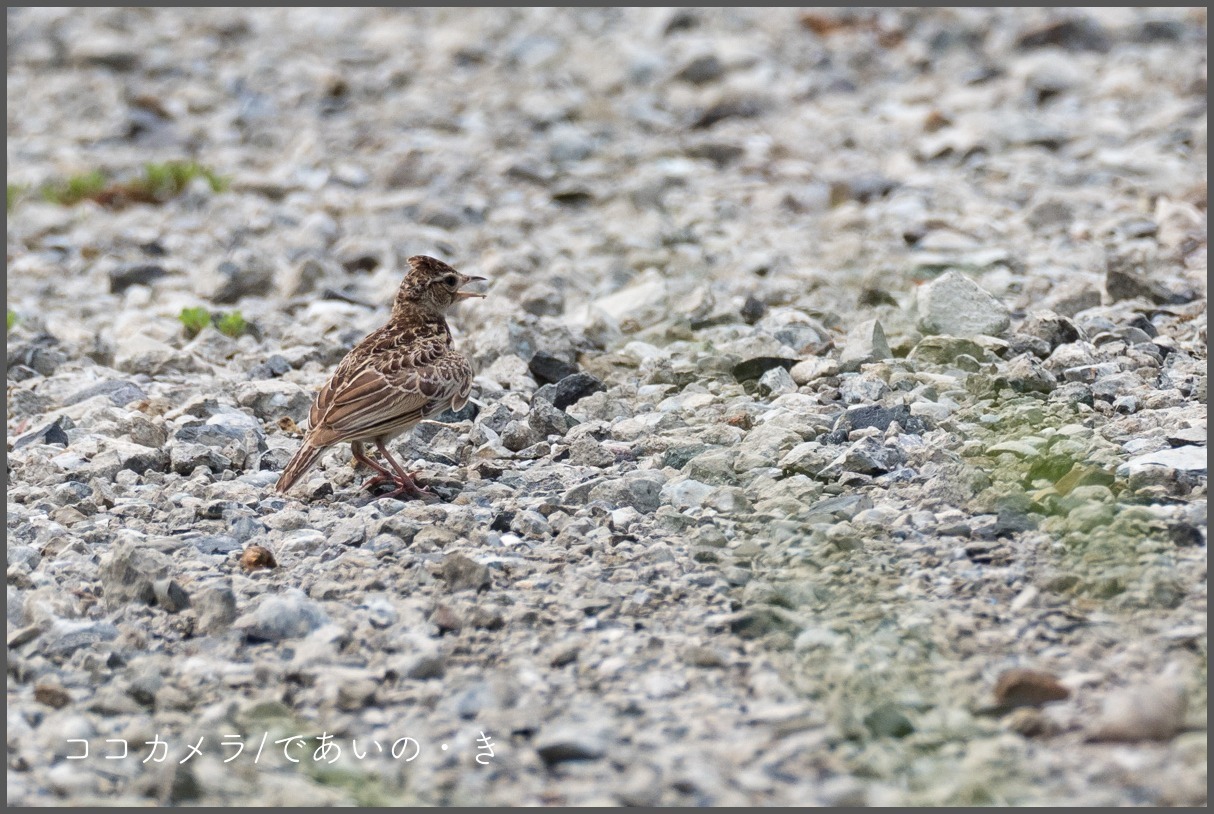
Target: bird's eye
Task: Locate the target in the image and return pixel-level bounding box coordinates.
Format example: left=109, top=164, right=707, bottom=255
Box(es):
left=443, top=275, right=458, bottom=287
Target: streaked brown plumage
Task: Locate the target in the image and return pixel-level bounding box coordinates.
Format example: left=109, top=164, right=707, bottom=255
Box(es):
left=275, top=255, right=485, bottom=499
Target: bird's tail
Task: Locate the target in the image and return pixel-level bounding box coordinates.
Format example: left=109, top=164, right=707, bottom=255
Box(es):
left=275, top=439, right=326, bottom=494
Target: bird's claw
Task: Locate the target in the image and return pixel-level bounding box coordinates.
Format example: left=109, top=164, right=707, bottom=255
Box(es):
left=361, top=474, right=393, bottom=492
left=363, top=472, right=440, bottom=503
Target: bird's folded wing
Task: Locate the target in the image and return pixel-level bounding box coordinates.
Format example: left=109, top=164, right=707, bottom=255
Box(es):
left=313, top=356, right=473, bottom=441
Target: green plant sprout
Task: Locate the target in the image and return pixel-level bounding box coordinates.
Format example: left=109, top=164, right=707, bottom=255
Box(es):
left=178, top=306, right=211, bottom=339
left=215, top=310, right=247, bottom=338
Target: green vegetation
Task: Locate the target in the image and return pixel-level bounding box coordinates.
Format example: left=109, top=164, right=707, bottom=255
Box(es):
left=40, top=170, right=108, bottom=206
left=7, top=310, right=16, bottom=333
left=8, top=184, right=26, bottom=211
left=179, top=306, right=249, bottom=339
left=178, top=307, right=212, bottom=339
left=139, top=160, right=229, bottom=199
left=13, top=161, right=228, bottom=211
left=215, top=310, right=247, bottom=338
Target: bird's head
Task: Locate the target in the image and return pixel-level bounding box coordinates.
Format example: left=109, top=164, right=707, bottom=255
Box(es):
left=393, top=255, right=486, bottom=315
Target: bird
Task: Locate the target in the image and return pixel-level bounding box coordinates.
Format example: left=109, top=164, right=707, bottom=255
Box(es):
left=275, top=255, right=485, bottom=500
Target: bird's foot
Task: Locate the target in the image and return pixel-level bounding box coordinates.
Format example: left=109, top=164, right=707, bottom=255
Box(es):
left=360, top=473, right=393, bottom=492
left=367, top=472, right=440, bottom=503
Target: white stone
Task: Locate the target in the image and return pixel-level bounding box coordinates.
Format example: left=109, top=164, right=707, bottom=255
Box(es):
left=915, top=271, right=1010, bottom=337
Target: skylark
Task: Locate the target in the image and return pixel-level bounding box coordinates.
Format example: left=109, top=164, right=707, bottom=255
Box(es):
left=275, top=255, right=485, bottom=500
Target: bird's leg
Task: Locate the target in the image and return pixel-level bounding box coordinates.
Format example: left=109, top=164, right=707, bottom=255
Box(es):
left=351, top=442, right=396, bottom=491
left=374, top=438, right=439, bottom=502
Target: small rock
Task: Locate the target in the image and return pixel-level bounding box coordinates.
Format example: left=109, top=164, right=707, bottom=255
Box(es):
left=336, top=679, right=378, bottom=711
left=528, top=351, right=578, bottom=385
left=1004, top=707, right=1059, bottom=738
left=72, top=35, right=142, bottom=70
left=828, top=437, right=904, bottom=476
left=1118, top=447, right=1207, bottom=478
left=839, top=319, right=892, bottom=372
left=152, top=579, right=191, bottom=613
left=549, top=643, right=580, bottom=667
left=661, top=478, right=717, bottom=510
left=1002, top=354, right=1058, bottom=394
left=587, top=476, right=663, bottom=513
left=236, top=380, right=313, bottom=423
left=826, top=404, right=928, bottom=444
left=359, top=598, right=396, bottom=629
left=240, top=545, right=277, bottom=571
left=993, top=668, right=1070, bottom=710
left=34, top=683, right=72, bottom=709
left=439, top=553, right=491, bottom=593
left=8, top=335, right=68, bottom=377
left=758, top=365, right=796, bottom=397
left=778, top=442, right=832, bottom=477
left=535, top=723, right=608, bottom=765
left=8, top=626, right=42, bottom=649
left=13, top=418, right=71, bottom=450
left=42, top=620, right=119, bottom=657
left=237, top=590, right=327, bottom=642
left=908, top=335, right=986, bottom=365
left=430, top=603, right=463, bottom=633
left=99, top=540, right=172, bottom=609
left=501, top=420, right=539, bottom=452
left=528, top=398, right=578, bottom=438
left=683, top=645, right=727, bottom=668
left=170, top=442, right=231, bottom=475
left=329, top=520, right=366, bottom=548
left=520, top=282, right=565, bottom=316
left=61, top=380, right=147, bottom=408
left=863, top=703, right=915, bottom=738
left=247, top=354, right=291, bottom=380
left=194, top=583, right=238, bottom=634
left=838, top=374, right=890, bottom=405
left=675, top=53, right=725, bottom=84
left=284, top=256, right=329, bottom=296
left=685, top=141, right=745, bottom=169
left=568, top=435, right=615, bottom=468
left=790, top=356, right=839, bottom=385
left=1019, top=310, right=1082, bottom=350
left=1088, top=676, right=1188, bottom=742
left=1167, top=426, right=1206, bottom=447
left=535, top=372, right=607, bottom=410
left=211, top=257, right=276, bottom=304
left=1026, top=198, right=1074, bottom=229
left=693, top=96, right=765, bottom=129
left=1105, top=247, right=1197, bottom=305
left=1062, top=362, right=1119, bottom=385
left=1090, top=371, right=1145, bottom=403
left=740, top=295, right=767, bottom=324
left=511, top=509, right=551, bottom=538
left=115, top=333, right=204, bottom=377
left=683, top=449, right=737, bottom=485
left=1016, top=16, right=1111, bottom=52
left=109, top=263, right=169, bottom=294
left=916, top=271, right=1010, bottom=337
left=806, top=494, right=874, bottom=521
left=413, top=527, right=457, bottom=549
left=403, top=653, right=446, bottom=680
left=728, top=607, right=801, bottom=639
left=732, top=357, right=798, bottom=383
left=831, top=174, right=900, bottom=205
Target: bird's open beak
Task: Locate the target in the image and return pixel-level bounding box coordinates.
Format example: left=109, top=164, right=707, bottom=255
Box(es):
left=456, top=276, right=487, bottom=300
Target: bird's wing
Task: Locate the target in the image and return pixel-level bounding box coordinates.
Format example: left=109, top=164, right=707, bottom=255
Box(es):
left=310, top=345, right=474, bottom=443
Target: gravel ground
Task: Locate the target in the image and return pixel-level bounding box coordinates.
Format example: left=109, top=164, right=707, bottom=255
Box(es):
left=6, top=7, right=1207, bottom=806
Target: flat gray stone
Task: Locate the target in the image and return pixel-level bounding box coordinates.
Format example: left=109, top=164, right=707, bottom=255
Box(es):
left=1118, top=446, right=1207, bottom=477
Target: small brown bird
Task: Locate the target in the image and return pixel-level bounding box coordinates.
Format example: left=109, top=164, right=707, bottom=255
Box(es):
left=275, top=255, right=485, bottom=499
